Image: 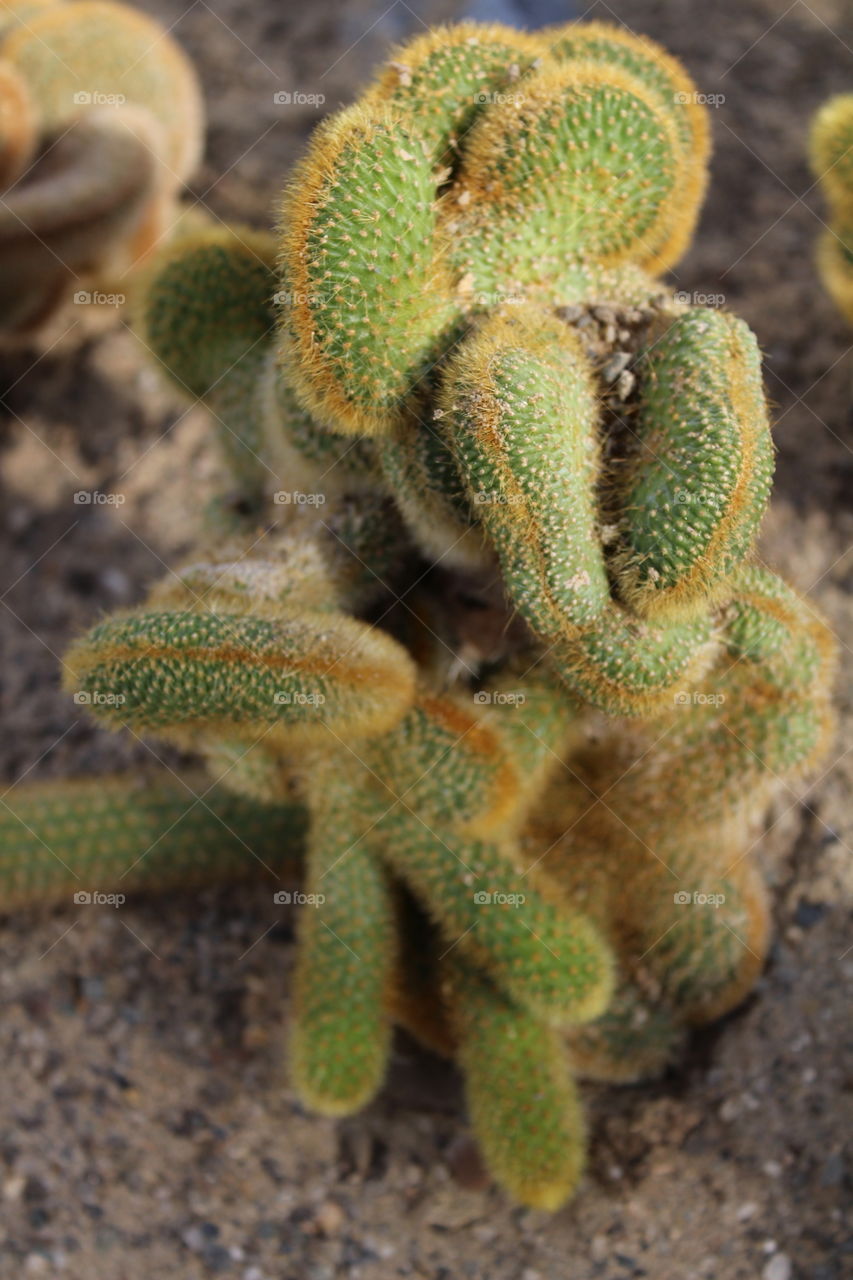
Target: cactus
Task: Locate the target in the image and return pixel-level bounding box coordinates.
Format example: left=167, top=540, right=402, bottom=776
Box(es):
left=2, top=22, right=838, bottom=1211
left=0, top=0, right=203, bottom=332
left=810, top=93, right=853, bottom=324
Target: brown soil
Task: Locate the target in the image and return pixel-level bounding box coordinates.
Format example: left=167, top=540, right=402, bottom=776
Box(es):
left=1, top=2, right=851, bottom=1278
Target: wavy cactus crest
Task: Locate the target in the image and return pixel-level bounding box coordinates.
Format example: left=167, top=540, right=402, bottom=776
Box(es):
left=272, top=21, right=775, bottom=715
left=0, top=0, right=203, bottom=332
left=3, top=21, right=838, bottom=1216
left=810, top=93, right=853, bottom=324
left=135, top=21, right=780, bottom=719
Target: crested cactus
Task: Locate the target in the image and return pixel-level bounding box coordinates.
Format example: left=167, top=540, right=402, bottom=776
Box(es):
left=141, top=17, right=776, bottom=717
left=0, top=0, right=203, bottom=332
left=2, top=21, right=838, bottom=1212
left=810, top=93, right=853, bottom=324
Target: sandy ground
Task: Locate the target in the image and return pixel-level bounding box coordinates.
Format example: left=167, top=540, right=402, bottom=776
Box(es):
left=0, top=0, right=851, bottom=1277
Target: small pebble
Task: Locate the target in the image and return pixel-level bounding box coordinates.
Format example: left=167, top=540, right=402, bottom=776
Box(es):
left=820, top=1152, right=844, bottom=1187
left=203, top=1244, right=232, bottom=1273
left=314, top=1200, right=344, bottom=1236
left=3, top=1174, right=26, bottom=1202
left=591, top=1235, right=608, bottom=1262
left=719, top=1097, right=740, bottom=1123
left=182, top=1226, right=204, bottom=1252
left=446, top=1135, right=490, bottom=1192
left=101, top=567, right=132, bottom=599
left=763, top=1254, right=792, bottom=1280
left=602, top=352, right=632, bottom=382
left=615, top=369, right=636, bottom=399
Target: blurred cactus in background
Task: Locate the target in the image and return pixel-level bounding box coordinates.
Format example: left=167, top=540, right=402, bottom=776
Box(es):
left=0, top=0, right=203, bottom=332
left=810, top=93, right=853, bottom=325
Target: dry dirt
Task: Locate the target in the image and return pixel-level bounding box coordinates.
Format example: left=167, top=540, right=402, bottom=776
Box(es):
left=0, top=1, right=851, bottom=1278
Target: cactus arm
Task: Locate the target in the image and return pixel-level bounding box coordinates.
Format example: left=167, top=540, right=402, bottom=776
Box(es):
left=63, top=605, right=417, bottom=745
left=550, top=606, right=716, bottom=717
left=278, top=103, right=458, bottom=437
left=810, top=93, right=853, bottom=213
left=137, top=227, right=388, bottom=505
left=439, top=305, right=720, bottom=715
left=291, top=775, right=397, bottom=1115
left=446, top=61, right=682, bottom=295
left=136, top=225, right=282, bottom=499
left=0, top=775, right=306, bottom=909
left=443, top=955, right=586, bottom=1211
left=371, top=809, right=613, bottom=1028
left=613, top=309, right=775, bottom=622
left=540, top=20, right=710, bottom=272
left=810, top=95, right=853, bottom=323
left=439, top=305, right=610, bottom=636
left=364, top=24, right=544, bottom=169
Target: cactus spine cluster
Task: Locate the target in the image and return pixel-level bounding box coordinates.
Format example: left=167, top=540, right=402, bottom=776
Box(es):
left=3, top=21, right=837, bottom=1211
left=0, top=0, right=202, bottom=331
